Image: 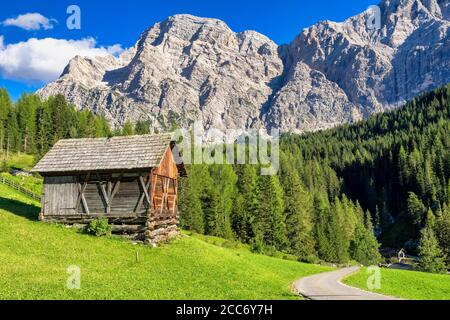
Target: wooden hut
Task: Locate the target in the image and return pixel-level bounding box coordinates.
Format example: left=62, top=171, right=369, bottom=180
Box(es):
left=32, top=133, right=186, bottom=244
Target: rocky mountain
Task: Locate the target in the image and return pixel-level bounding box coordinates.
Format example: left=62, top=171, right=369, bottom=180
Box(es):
left=38, top=0, right=450, bottom=134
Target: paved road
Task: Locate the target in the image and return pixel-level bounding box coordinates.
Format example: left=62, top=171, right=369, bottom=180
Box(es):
left=294, top=266, right=401, bottom=300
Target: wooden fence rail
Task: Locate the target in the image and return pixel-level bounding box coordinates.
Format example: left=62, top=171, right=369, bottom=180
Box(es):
left=0, top=176, right=41, bottom=202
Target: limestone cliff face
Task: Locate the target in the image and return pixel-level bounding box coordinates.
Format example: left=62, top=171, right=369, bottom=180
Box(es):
left=38, top=0, right=450, bottom=134
left=38, top=14, right=283, bottom=132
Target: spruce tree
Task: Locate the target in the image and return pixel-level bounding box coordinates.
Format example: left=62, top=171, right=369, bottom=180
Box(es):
left=93, top=116, right=112, bottom=137
left=418, top=216, right=447, bottom=274
left=16, top=94, right=38, bottom=154
left=178, top=169, right=205, bottom=233
left=35, top=103, right=53, bottom=158
left=435, top=204, right=450, bottom=266
left=407, top=192, right=427, bottom=226
left=206, top=164, right=237, bottom=239
left=233, top=164, right=259, bottom=242
left=5, top=108, right=20, bottom=155
left=122, top=121, right=135, bottom=136
left=256, top=174, right=288, bottom=250
left=280, top=157, right=316, bottom=261
left=350, top=211, right=381, bottom=266
left=331, top=197, right=351, bottom=263
left=314, top=194, right=336, bottom=262
left=135, top=120, right=151, bottom=135
left=0, top=88, right=12, bottom=152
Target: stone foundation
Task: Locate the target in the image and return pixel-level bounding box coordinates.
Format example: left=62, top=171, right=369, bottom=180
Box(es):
left=40, top=211, right=180, bottom=245
left=144, top=215, right=180, bottom=244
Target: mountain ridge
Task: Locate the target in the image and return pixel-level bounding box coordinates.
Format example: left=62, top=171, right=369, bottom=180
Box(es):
left=38, top=0, right=450, bottom=133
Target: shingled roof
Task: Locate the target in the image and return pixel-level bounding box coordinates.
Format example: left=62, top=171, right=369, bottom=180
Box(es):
left=32, top=133, right=177, bottom=174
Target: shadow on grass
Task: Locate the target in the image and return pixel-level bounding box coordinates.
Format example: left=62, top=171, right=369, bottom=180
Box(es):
left=0, top=197, right=40, bottom=221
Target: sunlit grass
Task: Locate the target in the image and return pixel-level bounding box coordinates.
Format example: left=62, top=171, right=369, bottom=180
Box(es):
left=0, top=184, right=331, bottom=300
left=344, top=267, right=450, bottom=300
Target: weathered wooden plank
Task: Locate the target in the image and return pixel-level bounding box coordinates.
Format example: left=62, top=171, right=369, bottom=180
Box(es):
left=76, top=174, right=90, bottom=213
left=141, top=176, right=151, bottom=204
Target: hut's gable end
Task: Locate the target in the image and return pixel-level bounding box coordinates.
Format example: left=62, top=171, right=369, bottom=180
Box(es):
left=153, top=146, right=179, bottom=179
left=150, top=147, right=179, bottom=221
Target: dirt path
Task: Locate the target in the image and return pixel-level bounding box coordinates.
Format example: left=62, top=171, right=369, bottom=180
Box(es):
left=294, top=266, right=402, bottom=300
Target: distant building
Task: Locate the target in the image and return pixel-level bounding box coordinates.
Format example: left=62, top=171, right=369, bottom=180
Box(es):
left=32, top=133, right=186, bottom=244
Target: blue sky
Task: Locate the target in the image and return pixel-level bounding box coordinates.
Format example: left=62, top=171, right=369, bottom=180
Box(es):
left=0, top=0, right=377, bottom=100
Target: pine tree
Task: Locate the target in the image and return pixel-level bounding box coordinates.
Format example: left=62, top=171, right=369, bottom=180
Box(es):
left=178, top=168, right=205, bottom=233
left=16, top=94, right=38, bottom=154
left=435, top=204, right=450, bottom=266
left=313, top=194, right=336, bottom=262
left=122, top=121, right=135, bottom=136
left=35, top=103, right=54, bottom=158
left=256, top=174, right=288, bottom=250
left=0, top=88, right=12, bottom=152
left=407, top=192, right=427, bottom=226
left=206, top=164, right=237, bottom=239
left=93, top=116, right=112, bottom=138
left=331, top=197, right=351, bottom=263
left=48, top=94, right=73, bottom=142
left=5, top=108, right=20, bottom=155
left=350, top=211, right=381, bottom=266
left=280, top=157, right=316, bottom=261
left=233, top=164, right=259, bottom=242
left=135, top=120, right=151, bottom=135
left=418, top=216, right=447, bottom=274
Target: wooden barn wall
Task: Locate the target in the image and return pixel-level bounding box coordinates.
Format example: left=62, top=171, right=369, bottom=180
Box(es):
left=42, top=176, right=77, bottom=215
left=43, top=173, right=150, bottom=217
left=41, top=147, right=182, bottom=244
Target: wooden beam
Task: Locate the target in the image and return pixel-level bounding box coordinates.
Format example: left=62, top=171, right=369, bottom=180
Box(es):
left=135, top=175, right=151, bottom=213
left=76, top=174, right=90, bottom=214
left=172, top=178, right=178, bottom=214
left=107, top=180, right=112, bottom=214
left=96, top=173, right=110, bottom=213
left=151, top=173, right=158, bottom=209
left=160, top=176, right=169, bottom=215
left=108, top=173, right=123, bottom=212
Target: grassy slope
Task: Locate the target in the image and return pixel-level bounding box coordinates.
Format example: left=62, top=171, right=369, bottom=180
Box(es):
left=0, top=184, right=331, bottom=300
left=0, top=153, right=35, bottom=171
left=0, top=172, right=43, bottom=195
left=344, top=267, right=450, bottom=300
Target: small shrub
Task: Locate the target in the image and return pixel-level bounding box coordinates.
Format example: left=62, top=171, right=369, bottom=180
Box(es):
left=87, top=218, right=112, bottom=237
left=250, top=237, right=264, bottom=254
left=263, top=245, right=277, bottom=257
left=299, top=254, right=320, bottom=264
left=222, top=240, right=240, bottom=249
left=1, top=160, right=8, bottom=173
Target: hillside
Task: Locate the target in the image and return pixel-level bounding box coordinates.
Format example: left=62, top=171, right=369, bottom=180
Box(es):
left=279, top=84, right=450, bottom=251
left=0, top=184, right=331, bottom=300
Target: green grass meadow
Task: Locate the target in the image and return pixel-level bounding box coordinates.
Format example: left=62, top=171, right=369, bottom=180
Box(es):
left=344, top=267, right=450, bottom=300
left=0, top=183, right=331, bottom=300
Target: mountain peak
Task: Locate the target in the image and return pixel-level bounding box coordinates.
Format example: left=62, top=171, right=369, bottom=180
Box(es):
left=38, top=6, right=449, bottom=134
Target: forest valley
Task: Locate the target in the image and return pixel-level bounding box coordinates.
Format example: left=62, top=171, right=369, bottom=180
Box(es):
left=0, top=84, right=449, bottom=274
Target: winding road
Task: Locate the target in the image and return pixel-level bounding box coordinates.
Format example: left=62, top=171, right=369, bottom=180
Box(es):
left=294, top=266, right=401, bottom=300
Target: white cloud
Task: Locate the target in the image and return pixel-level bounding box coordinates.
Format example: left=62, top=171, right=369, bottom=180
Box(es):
left=2, top=13, right=56, bottom=31
left=0, top=37, right=124, bottom=83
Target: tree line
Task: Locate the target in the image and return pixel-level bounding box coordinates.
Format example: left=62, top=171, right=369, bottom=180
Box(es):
left=180, top=84, right=450, bottom=272
left=1, top=84, right=449, bottom=272
left=279, top=84, right=450, bottom=272
left=0, top=90, right=152, bottom=159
